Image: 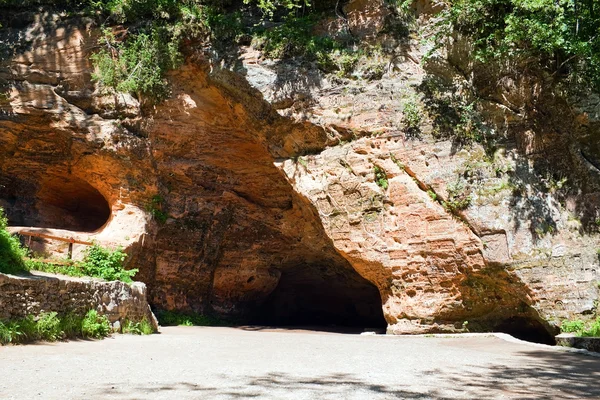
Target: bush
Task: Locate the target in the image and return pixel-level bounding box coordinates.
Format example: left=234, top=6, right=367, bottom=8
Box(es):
left=80, top=245, right=138, bottom=283
left=36, top=312, right=63, bottom=342
left=444, top=179, right=472, bottom=213
left=122, top=318, right=154, bottom=335
left=0, top=207, right=28, bottom=274
left=91, top=26, right=182, bottom=104
left=561, top=318, right=600, bottom=337
left=439, top=0, right=600, bottom=93
left=81, top=310, right=111, bottom=339
left=0, top=310, right=115, bottom=345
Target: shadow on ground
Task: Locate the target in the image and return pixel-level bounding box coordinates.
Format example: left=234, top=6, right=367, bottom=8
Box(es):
left=95, top=349, right=600, bottom=399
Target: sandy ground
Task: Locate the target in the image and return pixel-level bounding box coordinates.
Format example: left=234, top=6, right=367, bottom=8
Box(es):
left=1, top=326, right=599, bottom=399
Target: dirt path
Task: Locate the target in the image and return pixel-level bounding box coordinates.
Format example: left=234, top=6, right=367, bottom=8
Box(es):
left=1, top=327, right=599, bottom=399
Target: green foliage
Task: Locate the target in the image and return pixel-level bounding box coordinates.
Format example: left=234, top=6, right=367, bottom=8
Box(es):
left=0, top=310, right=112, bottom=345
left=419, top=77, right=488, bottom=145
left=26, top=245, right=136, bottom=282
left=444, top=179, right=472, bottom=213
left=122, top=318, right=154, bottom=335
left=402, top=99, right=422, bottom=138
left=81, top=310, right=111, bottom=339
left=561, top=318, right=600, bottom=337
left=92, top=26, right=182, bottom=103
left=155, top=309, right=230, bottom=326
left=441, top=0, right=600, bottom=92
left=0, top=207, right=29, bottom=275
left=147, top=194, right=169, bottom=224
left=427, top=189, right=438, bottom=201
left=36, top=312, right=63, bottom=341
left=80, top=245, right=137, bottom=283
left=252, top=15, right=342, bottom=69
left=244, top=0, right=310, bottom=19
left=373, top=166, right=389, bottom=190
left=402, top=100, right=422, bottom=130
left=25, top=259, right=85, bottom=277
left=60, top=313, right=83, bottom=339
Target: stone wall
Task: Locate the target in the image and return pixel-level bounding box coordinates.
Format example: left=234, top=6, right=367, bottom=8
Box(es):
left=0, top=272, right=157, bottom=331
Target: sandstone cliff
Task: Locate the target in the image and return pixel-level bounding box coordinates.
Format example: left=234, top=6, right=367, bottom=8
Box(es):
left=1, top=1, right=598, bottom=341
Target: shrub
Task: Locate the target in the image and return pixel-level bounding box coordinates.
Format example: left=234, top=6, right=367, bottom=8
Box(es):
left=438, top=0, right=600, bottom=93
left=36, top=312, right=63, bottom=342
left=402, top=100, right=422, bottom=130
left=147, top=195, right=169, bottom=224
left=444, top=179, right=472, bottom=213
left=80, top=245, right=137, bottom=283
left=91, top=26, right=182, bottom=104
left=60, top=313, right=83, bottom=339
left=373, top=166, right=389, bottom=190
left=81, top=310, right=111, bottom=339
left=0, top=207, right=28, bottom=274
left=122, top=318, right=154, bottom=335
left=0, top=310, right=114, bottom=345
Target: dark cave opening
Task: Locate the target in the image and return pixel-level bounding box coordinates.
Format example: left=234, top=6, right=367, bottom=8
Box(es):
left=3, top=175, right=111, bottom=232
left=250, top=264, right=387, bottom=332
left=495, top=317, right=557, bottom=345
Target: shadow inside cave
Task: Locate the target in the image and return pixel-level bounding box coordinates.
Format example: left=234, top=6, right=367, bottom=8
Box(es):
left=247, top=263, right=387, bottom=333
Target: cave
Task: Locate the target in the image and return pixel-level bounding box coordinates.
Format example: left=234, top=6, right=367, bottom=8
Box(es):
left=494, top=317, right=557, bottom=345
left=2, top=175, right=111, bottom=232
left=250, top=263, right=387, bottom=332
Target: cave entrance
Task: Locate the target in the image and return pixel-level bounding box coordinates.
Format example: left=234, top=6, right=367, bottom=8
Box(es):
left=250, top=264, right=387, bottom=333
left=494, top=317, right=557, bottom=345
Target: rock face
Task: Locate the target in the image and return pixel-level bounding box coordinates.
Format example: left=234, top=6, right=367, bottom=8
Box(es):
left=0, top=4, right=599, bottom=339
left=0, top=272, right=156, bottom=330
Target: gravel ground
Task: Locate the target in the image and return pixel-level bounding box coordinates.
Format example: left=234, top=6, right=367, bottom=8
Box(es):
left=1, top=326, right=599, bottom=400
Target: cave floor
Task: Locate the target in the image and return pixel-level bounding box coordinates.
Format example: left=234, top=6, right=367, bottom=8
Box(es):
left=1, top=327, right=599, bottom=399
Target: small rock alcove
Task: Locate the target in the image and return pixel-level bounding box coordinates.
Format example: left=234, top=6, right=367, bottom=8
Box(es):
left=3, top=175, right=111, bottom=232
left=35, top=176, right=111, bottom=232
left=250, top=263, right=387, bottom=331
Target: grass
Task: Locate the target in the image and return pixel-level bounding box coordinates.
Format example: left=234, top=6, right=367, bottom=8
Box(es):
left=0, top=310, right=112, bottom=345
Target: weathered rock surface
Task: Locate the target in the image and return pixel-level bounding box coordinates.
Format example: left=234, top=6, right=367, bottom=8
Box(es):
left=0, top=272, right=156, bottom=330
left=0, top=3, right=599, bottom=338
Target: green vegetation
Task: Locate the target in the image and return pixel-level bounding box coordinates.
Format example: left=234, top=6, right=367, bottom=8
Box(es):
left=561, top=317, right=600, bottom=337
left=27, top=245, right=137, bottom=283
left=419, top=77, right=488, bottom=145
left=91, top=27, right=182, bottom=104
left=0, top=208, right=28, bottom=275
left=439, top=0, right=600, bottom=92
left=81, top=310, right=112, bottom=339
left=122, top=318, right=154, bottom=335
left=0, top=310, right=111, bottom=345
left=155, top=309, right=231, bottom=326
left=444, top=179, right=472, bottom=213
left=147, top=194, right=169, bottom=224
left=373, top=166, right=389, bottom=190
left=402, top=99, right=422, bottom=136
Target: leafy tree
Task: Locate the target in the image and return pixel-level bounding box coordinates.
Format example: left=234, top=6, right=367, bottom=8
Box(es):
left=440, top=0, right=600, bottom=92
